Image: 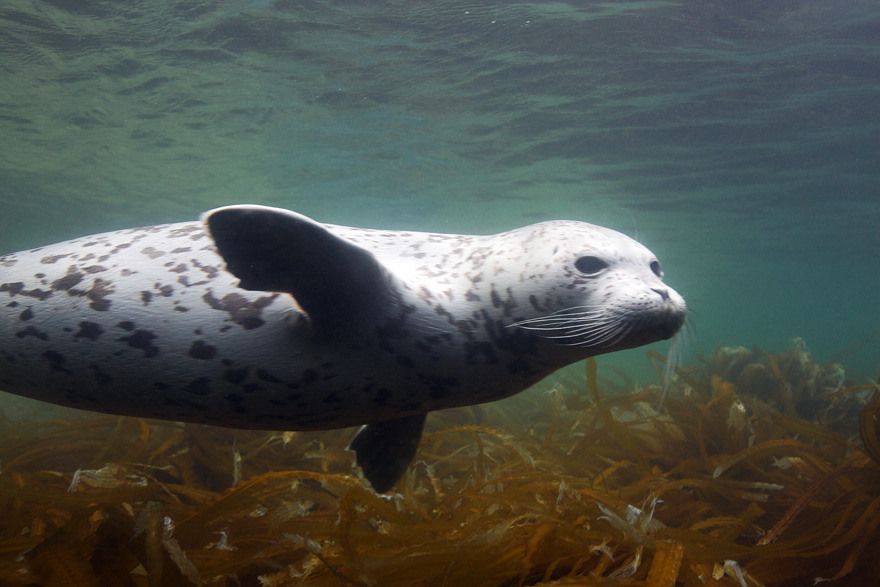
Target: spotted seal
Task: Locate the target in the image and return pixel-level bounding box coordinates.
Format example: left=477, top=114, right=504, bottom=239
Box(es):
left=0, top=205, right=686, bottom=491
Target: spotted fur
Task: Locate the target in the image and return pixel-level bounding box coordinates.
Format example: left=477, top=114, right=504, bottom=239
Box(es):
left=0, top=205, right=685, bottom=430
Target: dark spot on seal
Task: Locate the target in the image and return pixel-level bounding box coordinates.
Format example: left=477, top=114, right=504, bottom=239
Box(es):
left=171, top=247, right=192, bottom=254
left=464, top=341, right=499, bottom=364
left=117, top=321, right=135, bottom=331
left=169, top=263, right=188, bottom=273
left=185, top=377, right=212, bottom=396
left=434, top=304, right=454, bottom=321
left=67, top=278, right=115, bottom=311
left=141, top=246, right=165, bottom=259
left=202, top=291, right=277, bottom=330
left=169, top=225, right=201, bottom=238
left=301, top=369, right=319, bottom=384
left=40, top=254, right=68, bottom=264
left=88, top=364, right=112, bottom=385
left=0, top=282, right=52, bottom=300
left=529, top=295, right=545, bottom=311
left=118, top=329, right=159, bottom=358
left=257, top=369, right=281, bottom=383
left=83, top=265, right=108, bottom=274
left=223, top=367, right=248, bottom=384
left=191, top=259, right=219, bottom=278
left=89, top=295, right=112, bottom=312
left=420, top=374, right=461, bottom=399
left=51, top=266, right=85, bottom=291
left=189, top=340, right=217, bottom=360
left=174, top=305, right=189, bottom=312
left=75, top=321, right=104, bottom=340
left=16, top=326, right=48, bottom=340
left=19, top=307, right=33, bottom=321
left=141, top=291, right=153, bottom=305
left=156, top=283, right=174, bottom=297
left=43, top=350, right=72, bottom=374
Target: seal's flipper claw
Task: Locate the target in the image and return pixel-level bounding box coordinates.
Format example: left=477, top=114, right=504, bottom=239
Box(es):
left=349, top=413, right=426, bottom=493
left=203, top=205, right=394, bottom=333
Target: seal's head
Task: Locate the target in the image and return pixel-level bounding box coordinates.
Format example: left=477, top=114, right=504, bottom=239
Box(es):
left=506, top=220, right=686, bottom=356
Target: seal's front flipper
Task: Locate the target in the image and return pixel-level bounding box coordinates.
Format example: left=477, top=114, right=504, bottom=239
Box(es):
left=203, top=205, right=395, bottom=333
left=349, top=413, right=426, bottom=493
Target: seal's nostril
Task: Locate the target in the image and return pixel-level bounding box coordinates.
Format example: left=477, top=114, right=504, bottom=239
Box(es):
left=651, top=287, right=670, bottom=301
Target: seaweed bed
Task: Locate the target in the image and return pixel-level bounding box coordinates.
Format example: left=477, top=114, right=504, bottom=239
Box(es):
left=1, top=341, right=878, bottom=586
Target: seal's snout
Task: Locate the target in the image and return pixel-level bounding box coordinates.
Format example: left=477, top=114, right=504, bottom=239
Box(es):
left=660, top=291, right=687, bottom=339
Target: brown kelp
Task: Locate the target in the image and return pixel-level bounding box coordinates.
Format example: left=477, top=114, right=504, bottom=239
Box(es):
left=0, top=341, right=878, bottom=586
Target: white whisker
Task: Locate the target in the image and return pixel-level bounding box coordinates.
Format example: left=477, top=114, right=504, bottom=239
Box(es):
left=517, top=318, right=620, bottom=340
left=510, top=311, right=605, bottom=328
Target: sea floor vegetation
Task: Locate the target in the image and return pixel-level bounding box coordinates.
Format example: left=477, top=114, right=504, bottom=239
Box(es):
left=0, top=340, right=878, bottom=586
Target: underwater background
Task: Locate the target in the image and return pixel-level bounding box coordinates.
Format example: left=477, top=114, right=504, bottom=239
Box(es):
left=1, top=1, right=879, bottom=585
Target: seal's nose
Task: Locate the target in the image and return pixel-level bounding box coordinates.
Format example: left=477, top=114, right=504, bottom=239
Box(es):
left=651, top=287, right=670, bottom=301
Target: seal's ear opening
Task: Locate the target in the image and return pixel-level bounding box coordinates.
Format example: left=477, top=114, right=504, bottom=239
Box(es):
left=202, top=205, right=391, bottom=333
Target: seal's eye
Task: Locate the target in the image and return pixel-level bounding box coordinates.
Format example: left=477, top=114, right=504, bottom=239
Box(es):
left=650, top=260, right=663, bottom=278
left=574, top=256, right=608, bottom=276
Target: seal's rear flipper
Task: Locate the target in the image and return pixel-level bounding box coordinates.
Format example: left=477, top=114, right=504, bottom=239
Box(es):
left=203, top=205, right=394, bottom=333
left=349, top=413, right=426, bottom=493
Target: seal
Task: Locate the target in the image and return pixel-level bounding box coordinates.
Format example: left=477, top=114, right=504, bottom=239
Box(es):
left=0, top=205, right=685, bottom=491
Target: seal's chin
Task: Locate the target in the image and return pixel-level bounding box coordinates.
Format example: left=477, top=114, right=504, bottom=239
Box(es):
left=615, top=310, right=685, bottom=350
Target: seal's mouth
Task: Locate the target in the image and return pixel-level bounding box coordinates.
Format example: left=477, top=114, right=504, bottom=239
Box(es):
left=618, top=309, right=686, bottom=349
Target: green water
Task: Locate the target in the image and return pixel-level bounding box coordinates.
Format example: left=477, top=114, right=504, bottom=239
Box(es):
left=1, top=0, right=878, bottom=384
